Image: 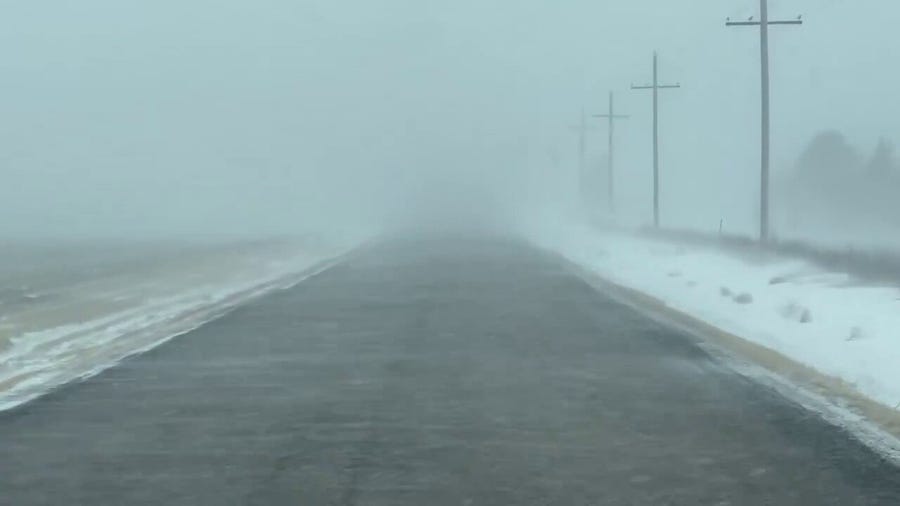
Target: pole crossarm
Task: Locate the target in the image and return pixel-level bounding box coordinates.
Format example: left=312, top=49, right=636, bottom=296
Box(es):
left=631, top=84, right=681, bottom=90
left=726, top=19, right=802, bottom=26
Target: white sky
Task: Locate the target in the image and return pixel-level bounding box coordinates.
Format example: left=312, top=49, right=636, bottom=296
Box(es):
left=0, top=0, right=892, bottom=238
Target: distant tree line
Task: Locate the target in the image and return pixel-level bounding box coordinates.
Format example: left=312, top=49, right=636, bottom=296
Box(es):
left=782, top=131, right=900, bottom=234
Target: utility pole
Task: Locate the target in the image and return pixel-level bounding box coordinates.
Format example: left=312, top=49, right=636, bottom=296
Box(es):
left=570, top=108, right=597, bottom=210
left=593, top=92, right=629, bottom=214
left=631, top=52, right=680, bottom=228
left=727, top=1, right=802, bottom=242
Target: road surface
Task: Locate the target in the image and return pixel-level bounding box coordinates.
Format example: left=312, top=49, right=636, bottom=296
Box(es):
left=2, top=237, right=899, bottom=505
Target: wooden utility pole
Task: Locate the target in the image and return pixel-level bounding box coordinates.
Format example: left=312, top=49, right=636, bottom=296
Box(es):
left=631, top=52, right=680, bottom=228
left=727, top=1, right=802, bottom=242
left=571, top=108, right=597, bottom=210
left=593, top=92, right=629, bottom=214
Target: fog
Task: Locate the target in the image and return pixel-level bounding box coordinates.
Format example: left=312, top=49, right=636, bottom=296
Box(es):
left=1, top=0, right=898, bottom=246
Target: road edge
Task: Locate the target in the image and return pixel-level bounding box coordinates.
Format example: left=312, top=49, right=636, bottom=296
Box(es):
left=0, top=244, right=362, bottom=415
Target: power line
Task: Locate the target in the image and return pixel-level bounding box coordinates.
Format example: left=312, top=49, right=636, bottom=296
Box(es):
left=631, top=52, right=681, bottom=229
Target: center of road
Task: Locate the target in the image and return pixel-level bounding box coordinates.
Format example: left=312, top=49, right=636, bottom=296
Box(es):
left=1, top=237, right=898, bottom=505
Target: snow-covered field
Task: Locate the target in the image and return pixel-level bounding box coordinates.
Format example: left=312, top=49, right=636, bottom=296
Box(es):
left=530, top=224, right=900, bottom=414
left=0, top=237, right=357, bottom=411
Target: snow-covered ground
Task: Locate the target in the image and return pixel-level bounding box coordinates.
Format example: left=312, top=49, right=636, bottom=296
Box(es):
left=530, top=224, right=900, bottom=413
left=0, top=237, right=359, bottom=412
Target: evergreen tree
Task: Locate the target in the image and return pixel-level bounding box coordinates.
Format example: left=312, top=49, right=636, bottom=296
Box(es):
left=866, top=137, right=896, bottom=178
left=794, top=130, right=861, bottom=183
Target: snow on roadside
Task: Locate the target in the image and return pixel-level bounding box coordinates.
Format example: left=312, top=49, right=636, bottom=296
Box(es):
left=0, top=243, right=355, bottom=412
left=530, top=224, right=900, bottom=412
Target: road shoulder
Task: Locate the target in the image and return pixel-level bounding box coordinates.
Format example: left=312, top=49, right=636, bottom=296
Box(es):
left=558, top=253, right=900, bottom=466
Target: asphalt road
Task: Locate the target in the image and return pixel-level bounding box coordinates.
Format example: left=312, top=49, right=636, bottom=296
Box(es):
left=2, top=237, right=899, bottom=505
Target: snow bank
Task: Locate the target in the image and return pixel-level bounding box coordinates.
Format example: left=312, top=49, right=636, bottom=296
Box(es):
left=531, top=224, right=900, bottom=412
left=0, top=242, right=354, bottom=412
